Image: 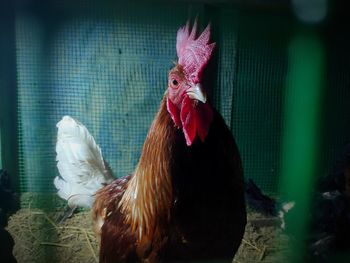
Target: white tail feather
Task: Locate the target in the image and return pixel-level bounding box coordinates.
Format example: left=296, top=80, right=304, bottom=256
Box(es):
left=54, top=116, right=113, bottom=208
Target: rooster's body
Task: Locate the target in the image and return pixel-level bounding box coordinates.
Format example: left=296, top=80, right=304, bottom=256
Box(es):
left=55, top=21, right=246, bottom=263
left=92, top=98, right=245, bottom=262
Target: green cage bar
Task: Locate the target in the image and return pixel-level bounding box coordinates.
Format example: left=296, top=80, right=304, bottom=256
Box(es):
left=279, top=28, right=325, bottom=262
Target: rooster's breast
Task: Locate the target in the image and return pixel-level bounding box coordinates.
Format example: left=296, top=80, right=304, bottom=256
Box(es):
left=167, top=110, right=247, bottom=261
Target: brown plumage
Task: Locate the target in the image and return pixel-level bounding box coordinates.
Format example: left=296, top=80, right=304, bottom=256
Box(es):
left=93, top=98, right=176, bottom=262
left=91, top=22, right=246, bottom=263
left=93, top=96, right=246, bottom=262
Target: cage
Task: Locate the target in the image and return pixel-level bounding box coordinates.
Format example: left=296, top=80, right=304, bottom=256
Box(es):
left=1, top=0, right=350, bottom=262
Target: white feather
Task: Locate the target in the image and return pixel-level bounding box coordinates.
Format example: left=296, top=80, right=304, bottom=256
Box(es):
left=54, top=116, right=113, bottom=208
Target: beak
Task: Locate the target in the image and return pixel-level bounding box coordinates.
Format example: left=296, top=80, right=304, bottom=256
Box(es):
left=186, top=84, right=207, bottom=103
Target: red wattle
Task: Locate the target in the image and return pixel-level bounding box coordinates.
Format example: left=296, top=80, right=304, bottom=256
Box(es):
left=167, top=98, right=182, bottom=128
left=196, top=102, right=213, bottom=142
left=180, top=97, right=197, bottom=146
left=180, top=96, right=213, bottom=146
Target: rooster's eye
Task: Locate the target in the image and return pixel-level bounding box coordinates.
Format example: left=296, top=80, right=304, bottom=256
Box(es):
left=172, top=79, right=178, bottom=86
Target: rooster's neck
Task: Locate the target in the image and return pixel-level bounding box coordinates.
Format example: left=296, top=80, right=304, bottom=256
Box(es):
left=119, top=96, right=175, bottom=242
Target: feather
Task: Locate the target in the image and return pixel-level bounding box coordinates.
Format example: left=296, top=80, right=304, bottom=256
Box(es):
left=54, top=116, right=113, bottom=208
left=245, top=179, right=295, bottom=229
left=245, top=179, right=277, bottom=216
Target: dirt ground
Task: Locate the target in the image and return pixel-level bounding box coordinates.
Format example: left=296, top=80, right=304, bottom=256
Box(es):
left=6, top=193, right=290, bottom=263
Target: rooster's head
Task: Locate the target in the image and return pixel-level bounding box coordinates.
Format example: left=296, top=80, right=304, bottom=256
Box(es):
left=166, top=20, right=216, bottom=146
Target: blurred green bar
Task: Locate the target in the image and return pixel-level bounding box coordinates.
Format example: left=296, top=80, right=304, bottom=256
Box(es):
left=279, top=29, right=325, bottom=262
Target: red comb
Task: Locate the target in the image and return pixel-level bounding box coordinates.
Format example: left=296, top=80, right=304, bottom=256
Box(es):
left=176, top=20, right=216, bottom=84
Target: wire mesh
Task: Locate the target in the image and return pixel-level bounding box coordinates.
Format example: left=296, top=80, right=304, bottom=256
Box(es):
left=11, top=1, right=350, bottom=196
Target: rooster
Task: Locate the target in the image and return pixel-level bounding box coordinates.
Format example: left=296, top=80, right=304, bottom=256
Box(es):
left=307, top=143, right=350, bottom=262
left=54, top=21, right=246, bottom=263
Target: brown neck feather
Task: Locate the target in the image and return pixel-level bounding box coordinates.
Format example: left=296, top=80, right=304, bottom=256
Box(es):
left=119, top=96, right=175, bottom=242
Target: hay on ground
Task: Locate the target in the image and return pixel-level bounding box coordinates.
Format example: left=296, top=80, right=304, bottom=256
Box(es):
left=7, top=193, right=290, bottom=263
